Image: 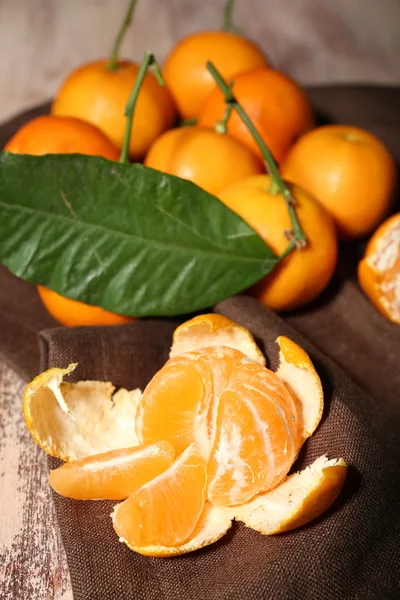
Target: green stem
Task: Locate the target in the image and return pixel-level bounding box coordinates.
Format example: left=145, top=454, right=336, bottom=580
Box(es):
left=179, top=118, right=198, bottom=128
left=222, top=0, right=239, bottom=33
left=215, top=83, right=234, bottom=133
left=119, top=50, right=164, bottom=164
left=206, top=61, right=307, bottom=249
left=107, top=0, right=137, bottom=71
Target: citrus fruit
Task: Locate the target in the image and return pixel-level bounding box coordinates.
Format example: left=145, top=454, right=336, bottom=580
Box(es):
left=49, top=441, right=175, bottom=500
left=162, top=31, right=268, bottom=120
left=234, top=455, right=347, bottom=534
left=144, top=125, right=264, bottom=196
left=37, top=285, right=134, bottom=327
left=281, top=125, right=397, bottom=238
left=112, top=443, right=207, bottom=547
left=125, top=502, right=232, bottom=557
left=136, top=345, right=302, bottom=506
left=3, top=114, right=134, bottom=326
left=198, top=68, right=314, bottom=163
left=358, top=212, right=400, bottom=324
left=218, top=175, right=338, bottom=311
left=170, top=313, right=266, bottom=365
left=4, top=115, right=120, bottom=160
left=52, top=59, right=176, bottom=161
left=23, top=364, right=141, bottom=461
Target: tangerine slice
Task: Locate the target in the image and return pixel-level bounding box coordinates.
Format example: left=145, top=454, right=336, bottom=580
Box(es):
left=207, top=359, right=301, bottom=506
left=170, top=313, right=266, bottom=365
left=122, top=502, right=233, bottom=557
left=49, top=441, right=175, bottom=500
left=358, top=213, right=400, bottom=324
left=113, top=443, right=207, bottom=548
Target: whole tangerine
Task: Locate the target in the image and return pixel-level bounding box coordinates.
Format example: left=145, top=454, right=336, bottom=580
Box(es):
left=4, top=114, right=134, bottom=327
left=281, top=125, right=397, bottom=239
left=218, top=175, right=338, bottom=311
left=162, top=31, right=268, bottom=120
left=144, top=125, right=264, bottom=196
left=52, top=59, right=176, bottom=161
left=37, top=286, right=133, bottom=327
left=4, top=115, right=120, bottom=160
left=199, top=68, right=314, bottom=163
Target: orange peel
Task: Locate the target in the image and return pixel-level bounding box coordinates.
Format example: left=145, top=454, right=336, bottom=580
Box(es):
left=276, top=336, right=324, bottom=440
left=23, top=364, right=141, bottom=461
left=234, top=455, right=347, bottom=534
left=358, top=212, right=400, bottom=324
left=169, top=313, right=266, bottom=366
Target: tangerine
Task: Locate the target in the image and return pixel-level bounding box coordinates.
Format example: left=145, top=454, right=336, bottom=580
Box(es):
left=218, top=175, right=338, bottom=311
left=136, top=345, right=302, bottom=506
left=281, top=125, right=397, bottom=238
left=49, top=441, right=175, bottom=500
left=37, top=286, right=133, bottom=327
left=162, top=31, right=268, bottom=120
left=199, top=68, right=314, bottom=163
left=358, top=212, right=400, bottom=324
left=4, top=115, right=119, bottom=160
left=144, top=125, right=264, bottom=196
left=52, top=59, right=176, bottom=161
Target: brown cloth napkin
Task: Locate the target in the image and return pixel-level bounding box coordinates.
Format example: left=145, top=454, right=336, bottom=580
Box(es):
left=0, top=87, right=400, bottom=599
left=40, top=298, right=400, bottom=600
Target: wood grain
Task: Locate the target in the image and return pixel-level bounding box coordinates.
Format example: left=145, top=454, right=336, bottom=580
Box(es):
left=0, top=362, right=72, bottom=599
left=0, top=0, right=400, bottom=124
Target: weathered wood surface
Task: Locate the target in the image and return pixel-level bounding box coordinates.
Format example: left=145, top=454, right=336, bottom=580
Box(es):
left=1, top=0, right=400, bottom=124
left=0, top=362, right=73, bottom=599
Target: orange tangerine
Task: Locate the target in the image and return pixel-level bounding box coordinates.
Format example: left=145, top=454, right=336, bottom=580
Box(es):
left=144, top=125, right=264, bottom=196
left=3, top=115, right=120, bottom=160
left=37, top=285, right=133, bottom=327
left=49, top=442, right=175, bottom=500
left=358, top=212, right=400, bottom=324
left=136, top=346, right=302, bottom=506
left=52, top=59, right=177, bottom=161
left=162, top=31, right=268, bottom=120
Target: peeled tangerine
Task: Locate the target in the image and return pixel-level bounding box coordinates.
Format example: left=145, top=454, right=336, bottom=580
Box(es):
left=23, top=313, right=347, bottom=557
left=358, top=213, right=400, bottom=324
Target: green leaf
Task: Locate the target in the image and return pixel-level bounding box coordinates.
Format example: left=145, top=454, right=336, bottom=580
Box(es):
left=0, top=153, right=278, bottom=317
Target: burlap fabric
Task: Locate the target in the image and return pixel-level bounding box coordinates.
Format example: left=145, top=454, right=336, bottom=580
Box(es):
left=0, top=87, right=399, bottom=599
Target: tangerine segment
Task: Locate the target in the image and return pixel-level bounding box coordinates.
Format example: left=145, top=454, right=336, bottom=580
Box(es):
left=358, top=213, right=400, bottom=324
left=170, top=313, right=266, bottom=366
left=124, top=502, right=233, bottom=557
left=112, top=444, right=207, bottom=548
left=49, top=442, right=175, bottom=500
left=208, top=362, right=301, bottom=506
left=207, top=392, right=268, bottom=506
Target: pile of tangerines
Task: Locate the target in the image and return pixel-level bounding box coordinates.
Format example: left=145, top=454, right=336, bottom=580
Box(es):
left=4, top=0, right=399, bottom=325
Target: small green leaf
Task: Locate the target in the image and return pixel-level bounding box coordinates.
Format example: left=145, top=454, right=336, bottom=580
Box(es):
left=0, top=153, right=278, bottom=317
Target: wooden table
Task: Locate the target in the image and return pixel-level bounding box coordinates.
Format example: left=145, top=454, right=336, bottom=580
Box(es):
left=0, top=363, right=72, bottom=599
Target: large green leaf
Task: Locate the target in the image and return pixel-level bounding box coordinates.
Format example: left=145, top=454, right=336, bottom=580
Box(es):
left=0, top=153, right=278, bottom=316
